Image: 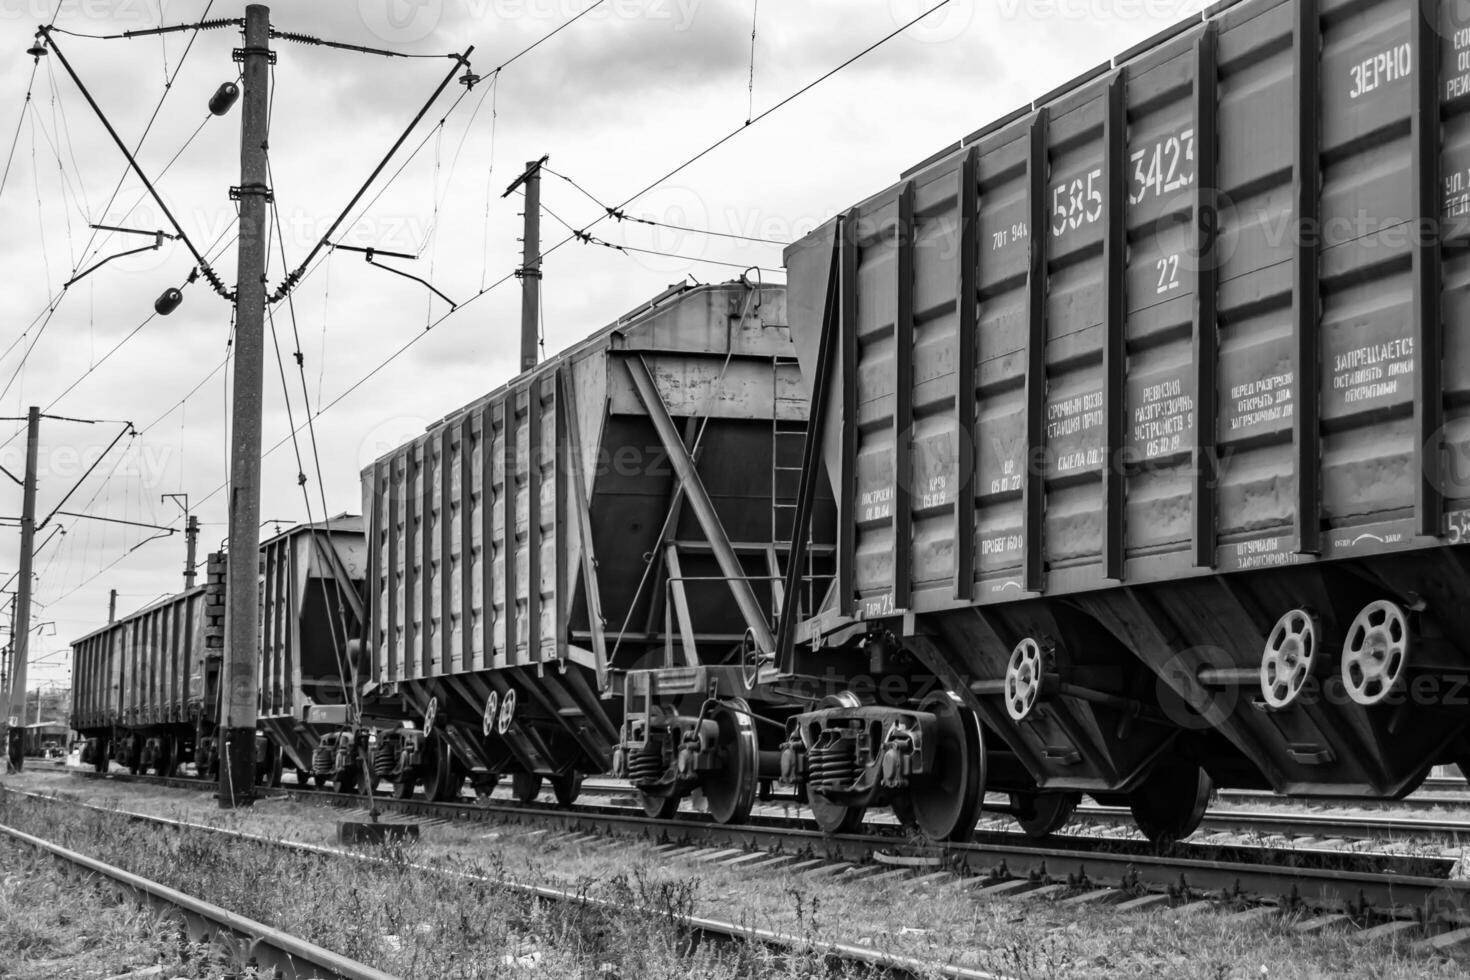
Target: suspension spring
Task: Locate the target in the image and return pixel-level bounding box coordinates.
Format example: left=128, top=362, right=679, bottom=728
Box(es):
left=806, top=735, right=859, bottom=790
left=626, top=743, right=666, bottom=786
left=372, top=739, right=398, bottom=779
left=310, top=743, right=335, bottom=776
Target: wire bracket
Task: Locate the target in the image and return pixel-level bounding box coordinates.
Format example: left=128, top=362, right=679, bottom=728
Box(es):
left=230, top=183, right=275, bottom=203
left=232, top=46, right=277, bottom=65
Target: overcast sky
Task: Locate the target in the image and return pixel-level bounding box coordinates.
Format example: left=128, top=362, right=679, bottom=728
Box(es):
left=0, top=0, right=1204, bottom=690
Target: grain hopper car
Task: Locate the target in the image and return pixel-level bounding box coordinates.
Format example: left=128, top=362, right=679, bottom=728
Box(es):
left=777, top=0, right=1470, bottom=842
left=354, top=278, right=840, bottom=819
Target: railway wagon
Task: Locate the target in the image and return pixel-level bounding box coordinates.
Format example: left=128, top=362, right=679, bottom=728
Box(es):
left=72, top=554, right=225, bottom=775
left=358, top=278, right=837, bottom=817
left=257, top=517, right=367, bottom=786
left=781, top=0, right=1470, bottom=842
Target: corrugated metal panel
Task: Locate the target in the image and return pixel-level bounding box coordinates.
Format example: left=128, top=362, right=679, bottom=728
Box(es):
left=789, top=0, right=1470, bottom=607
left=259, top=519, right=365, bottom=721
left=363, top=282, right=807, bottom=688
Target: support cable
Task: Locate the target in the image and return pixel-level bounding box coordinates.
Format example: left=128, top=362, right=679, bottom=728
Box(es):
left=39, top=28, right=229, bottom=297
left=185, top=2, right=950, bottom=509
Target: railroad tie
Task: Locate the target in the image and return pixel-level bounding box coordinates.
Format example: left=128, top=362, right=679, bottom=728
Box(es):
left=1225, top=906, right=1280, bottom=926
left=1350, top=921, right=1420, bottom=945
left=801, top=862, right=853, bottom=879
left=1164, top=900, right=1217, bottom=919
left=971, top=878, right=1038, bottom=898
left=1018, top=883, right=1070, bottom=902
left=740, top=854, right=799, bottom=871
left=1060, top=887, right=1121, bottom=907
left=693, top=848, right=746, bottom=864
left=1413, top=926, right=1470, bottom=953
left=1293, top=914, right=1351, bottom=934
left=1113, top=893, right=1171, bottom=913
left=717, top=852, right=771, bottom=868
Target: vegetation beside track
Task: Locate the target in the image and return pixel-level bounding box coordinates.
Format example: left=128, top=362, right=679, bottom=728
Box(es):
left=0, top=832, right=232, bottom=980
left=6, top=773, right=1470, bottom=979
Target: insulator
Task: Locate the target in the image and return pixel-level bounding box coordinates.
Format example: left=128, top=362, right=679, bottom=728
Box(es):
left=26, top=43, right=46, bottom=59
left=208, top=82, right=239, bottom=116
left=154, top=288, right=183, bottom=316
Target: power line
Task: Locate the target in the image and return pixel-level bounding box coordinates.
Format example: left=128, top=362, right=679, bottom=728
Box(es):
left=544, top=165, right=787, bottom=245
left=186, top=1, right=948, bottom=510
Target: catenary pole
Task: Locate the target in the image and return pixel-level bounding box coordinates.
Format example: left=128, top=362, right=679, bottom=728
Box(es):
left=3, top=406, right=40, bottom=773
left=220, top=4, right=271, bottom=808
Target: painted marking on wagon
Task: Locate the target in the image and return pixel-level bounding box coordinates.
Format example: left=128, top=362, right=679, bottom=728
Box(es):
left=1331, top=337, right=1413, bottom=405
left=1349, top=41, right=1411, bottom=100
left=1449, top=29, right=1470, bottom=101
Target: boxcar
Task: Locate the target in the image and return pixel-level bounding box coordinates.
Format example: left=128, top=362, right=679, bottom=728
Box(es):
left=257, top=516, right=367, bottom=786
left=780, top=0, right=1470, bottom=841
left=355, top=279, right=838, bottom=820
left=71, top=555, right=225, bottom=775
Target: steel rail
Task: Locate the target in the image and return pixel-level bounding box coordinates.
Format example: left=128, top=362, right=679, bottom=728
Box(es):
left=2, top=787, right=1003, bottom=980
left=0, top=819, right=397, bottom=980
left=43, top=763, right=1470, bottom=845
left=35, top=767, right=1470, bottom=916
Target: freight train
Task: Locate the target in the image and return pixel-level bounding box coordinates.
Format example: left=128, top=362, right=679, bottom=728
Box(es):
left=72, top=0, right=1470, bottom=845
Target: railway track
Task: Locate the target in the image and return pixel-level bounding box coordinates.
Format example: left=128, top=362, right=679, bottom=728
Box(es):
left=37, top=761, right=1470, bottom=846
left=0, top=816, right=395, bottom=980
left=25, top=764, right=1470, bottom=946
left=1, top=784, right=1001, bottom=980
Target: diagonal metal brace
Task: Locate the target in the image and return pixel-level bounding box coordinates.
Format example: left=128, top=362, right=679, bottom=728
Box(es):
left=624, top=355, right=776, bottom=654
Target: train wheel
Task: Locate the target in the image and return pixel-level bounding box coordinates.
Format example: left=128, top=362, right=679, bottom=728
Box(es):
left=807, top=787, right=865, bottom=834
left=93, top=738, right=110, bottom=774
left=890, top=793, right=917, bottom=829
left=127, top=739, right=143, bottom=775
left=907, top=692, right=985, bottom=842
left=268, top=747, right=284, bottom=788
left=153, top=738, right=176, bottom=778
left=640, top=791, right=680, bottom=818
left=1129, top=756, right=1211, bottom=844
left=294, top=768, right=312, bottom=788
left=511, top=772, right=542, bottom=804
left=1010, top=790, right=1081, bottom=838
left=551, top=771, right=583, bottom=808
left=422, top=737, right=463, bottom=803
left=391, top=777, right=416, bottom=799
left=701, top=698, right=758, bottom=825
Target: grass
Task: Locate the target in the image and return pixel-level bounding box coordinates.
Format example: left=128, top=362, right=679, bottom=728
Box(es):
left=0, top=833, right=234, bottom=979
left=5, top=771, right=1470, bottom=978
